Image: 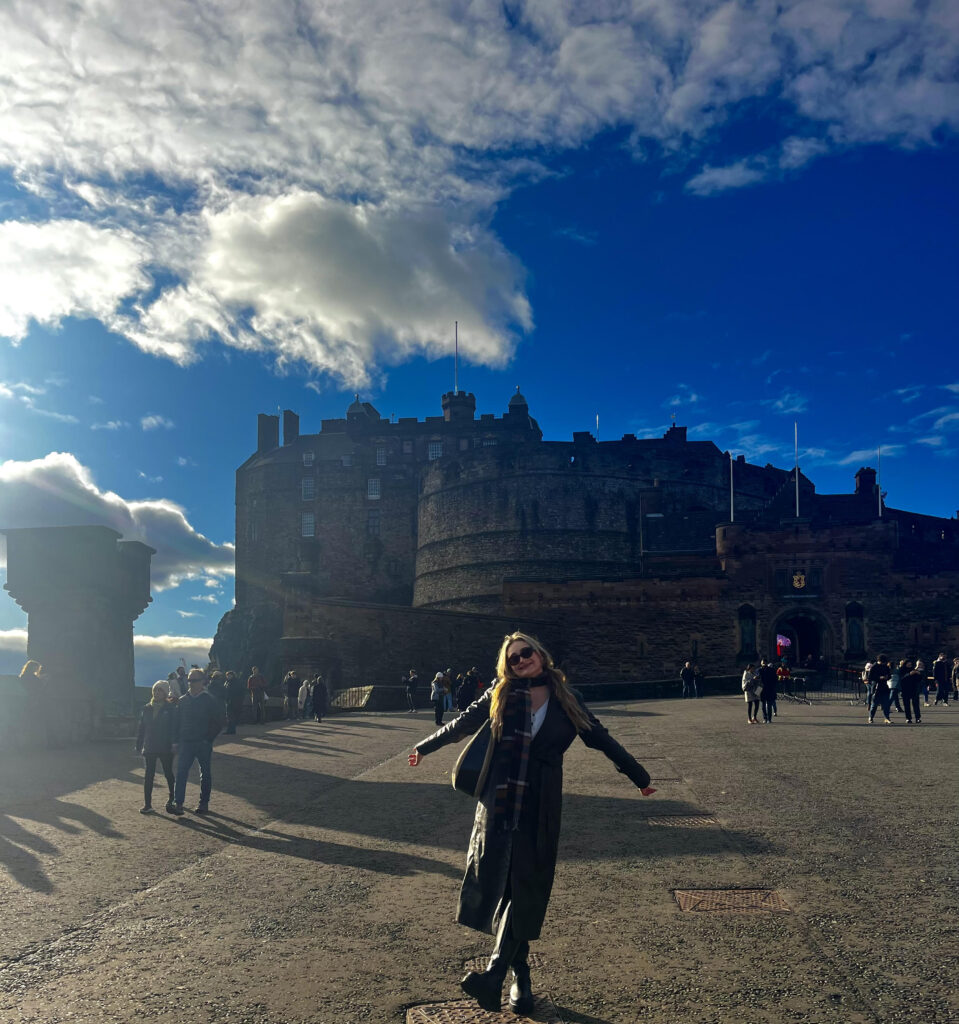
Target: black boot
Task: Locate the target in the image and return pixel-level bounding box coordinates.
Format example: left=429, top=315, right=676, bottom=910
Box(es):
left=509, top=941, right=535, bottom=1015
left=460, top=908, right=522, bottom=1013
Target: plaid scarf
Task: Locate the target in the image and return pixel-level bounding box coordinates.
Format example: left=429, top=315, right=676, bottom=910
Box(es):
left=491, top=679, right=532, bottom=832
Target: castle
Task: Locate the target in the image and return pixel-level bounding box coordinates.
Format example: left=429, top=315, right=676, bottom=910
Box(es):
left=211, top=389, right=959, bottom=686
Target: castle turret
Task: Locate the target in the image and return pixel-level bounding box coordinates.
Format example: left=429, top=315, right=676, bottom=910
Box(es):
left=441, top=390, right=476, bottom=422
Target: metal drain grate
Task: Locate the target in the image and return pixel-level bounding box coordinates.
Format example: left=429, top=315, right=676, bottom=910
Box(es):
left=408, top=994, right=563, bottom=1022
left=674, top=889, right=791, bottom=913
left=464, top=951, right=546, bottom=972
left=647, top=814, right=717, bottom=826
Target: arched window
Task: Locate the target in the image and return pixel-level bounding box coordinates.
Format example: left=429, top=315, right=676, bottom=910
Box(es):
left=738, top=605, right=757, bottom=658
left=845, top=602, right=865, bottom=657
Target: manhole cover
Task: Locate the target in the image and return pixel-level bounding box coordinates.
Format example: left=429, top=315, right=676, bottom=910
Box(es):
left=674, top=889, right=791, bottom=913
left=464, top=951, right=546, bottom=972
left=647, top=814, right=718, bottom=826
left=408, top=994, right=563, bottom=1022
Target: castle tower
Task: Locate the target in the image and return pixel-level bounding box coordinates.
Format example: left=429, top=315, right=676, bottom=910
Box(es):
left=2, top=526, right=155, bottom=714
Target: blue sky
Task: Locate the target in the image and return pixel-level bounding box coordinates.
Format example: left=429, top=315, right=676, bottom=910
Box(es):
left=0, top=1, right=957, bottom=684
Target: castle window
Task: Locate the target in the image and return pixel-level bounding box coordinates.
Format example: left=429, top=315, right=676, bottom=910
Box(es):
left=482, top=438, right=497, bottom=447
left=367, top=478, right=381, bottom=499
left=300, top=512, right=315, bottom=538
left=376, top=446, right=387, bottom=466
left=341, top=454, right=353, bottom=467
left=428, top=441, right=443, bottom=461
left=302, top=451, right=314, bottom=467
left=301, top=477, right=315, bottom=501
left=845, top=602, right=865, bottom=656
left=738, top=604, right=757, bottom=658
left=402, top=439, right=413, bottom=454
left=366, top=508, right=380, bottom=536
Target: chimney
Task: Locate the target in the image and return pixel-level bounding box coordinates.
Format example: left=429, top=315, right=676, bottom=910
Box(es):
left=283, top=410, right=300, bottom=445
left=855, top=466, right=877, bottom=496
left=257, top=413, right=279, bottom=453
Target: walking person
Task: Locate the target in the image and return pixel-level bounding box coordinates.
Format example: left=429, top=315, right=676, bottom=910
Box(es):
left=868, top=655, right=893, bottom=724
left=283, top=669, right=301, bottom=720
left=742, top=664, right=760, bottom=724
left=932, top=653, right=950, bottom=705
left=405, top=668, right=418, bottom=712
left=408, top=632, right=655, bottom=1014
left=429, top=671, right=446, bottom=726
left=888, top=662, right=904, bottom=714
left=135, top=681, right=177, bottom=814
left=298, top=675, right=311, bottom=719
left=900, top=660, right=923, bottom=724
left=247, top=666, right=268, bottom=724
left=680, top=661, right=697, bottom=699
left=172, top=668, right=225, bottom=815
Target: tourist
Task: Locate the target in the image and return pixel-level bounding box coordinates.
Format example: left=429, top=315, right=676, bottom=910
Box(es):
left=207, top=670, right=226, bottom=703
left=758, top=659, right=778, bottom=723
left=247, top=666, right=268, bottom=724
left=776, top=662, right=791, bottom=700
left=680, top=661, right=697, bottom=699
left=298, top=675, right=312, bottom=719
left=223, top=671, right=245, bottom=734
left=916, top=659, right=929, bottom=706
left=868, top=655, right=892, bottom=724
left=443, top=667, right=454, bottom=712
left=932, top=653, right=950, bottom=706
left=900, top=660, right=922, bottom=724
left=455, top=672, right=476, bottom=711
left=888, top=662, right=904, bottom=714
left=405, top=668, right=418, bottom=712
left=166, top=671, right=182, bottom=700
left=283, top=669, right=301, bottom=720
left=408, top=632, right=655, bottom=1014
left=952, top=658, right=959, bottom=703
left=135, top=681, right=177, bottom=814
left=311, top=675, right=327, bottom=722
left=429, top=671, right=446, bottom=726
left=693, top=663, right=705, bottom=698
left=741, top=664, right=760, bottom=724
left=172, top=668, right=225, bottom=815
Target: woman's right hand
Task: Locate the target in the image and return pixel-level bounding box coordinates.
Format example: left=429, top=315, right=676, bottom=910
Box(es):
left=408, top=749, right=421, bottom=767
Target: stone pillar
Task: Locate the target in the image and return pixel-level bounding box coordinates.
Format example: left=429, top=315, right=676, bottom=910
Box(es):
left=2, top=526, right=155, bottom=715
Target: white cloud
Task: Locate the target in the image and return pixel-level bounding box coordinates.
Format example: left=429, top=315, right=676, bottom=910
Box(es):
left=0, top=220, right=148, bottom=341
left=686, top=158, right=768, bottom=196
left=203, top=578, right=223, bottom=589
left=91, top=420, right=129, bottom=430
left=0, top=452, right=234, bottom=589
left=0, top=628, right=27, bottom=655
left=917, top=435, right=944, bottom=447
left=0, top=1, right=955, bottom=381
left=763, top=389, right=809, bottom=415
left=176, top=610, right=202, bottom=618
left=0, top=379, right=80, bottom=423
left=176, top=456, right=197, bottom=467
left=664, top=383, right=701, bottom=407
left=137, top=471, right=164, bottom=484
left=190, top=594, right=220, bottom=604
left=837, top=445, right=905, bottom=466
left=140, top=414, right=175, bottom=431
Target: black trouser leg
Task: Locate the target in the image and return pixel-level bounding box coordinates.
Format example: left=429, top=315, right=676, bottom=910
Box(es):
left=159, top=753, right=175, bottom=800
left=143, top=755, right=157, bottom=806
left=461, top=902, right=523, bottom=1012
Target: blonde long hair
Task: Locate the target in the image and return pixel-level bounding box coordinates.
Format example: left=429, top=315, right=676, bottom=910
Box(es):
left=489, top=632, right=591, bottom=739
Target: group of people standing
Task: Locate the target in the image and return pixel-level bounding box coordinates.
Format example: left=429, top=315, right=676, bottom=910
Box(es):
left=863, top=652, right=956, bottom=724
left=740, top=660, right=782, bottom=724
left=282, top=669, right=328, bottom=722
left=402, top=666, right=487, bottom=723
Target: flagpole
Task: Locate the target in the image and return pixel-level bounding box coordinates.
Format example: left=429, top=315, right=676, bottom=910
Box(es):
left=729, top=451, right=735, bottom=522
left=794, top=421, right=799, bottom=518
left=878, top=444, right=882, bottom=518
left=454, top=321, right=459, bottom=394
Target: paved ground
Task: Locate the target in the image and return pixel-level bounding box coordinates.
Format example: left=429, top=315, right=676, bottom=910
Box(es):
left=0, top=696, right=956, bottom=1024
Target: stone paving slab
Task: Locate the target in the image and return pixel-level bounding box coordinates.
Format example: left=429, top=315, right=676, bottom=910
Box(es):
left=0, top=698, right=956, bottom=1023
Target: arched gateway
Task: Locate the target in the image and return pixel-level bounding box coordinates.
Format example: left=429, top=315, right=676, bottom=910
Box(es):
left=771, top=607, right=833, bottom=666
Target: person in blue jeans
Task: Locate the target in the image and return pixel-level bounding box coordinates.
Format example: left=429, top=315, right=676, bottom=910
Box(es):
left=172, top=668, right=225, bottom=815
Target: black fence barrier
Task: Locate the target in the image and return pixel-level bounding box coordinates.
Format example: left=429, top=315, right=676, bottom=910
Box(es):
left=780, top=667, right=866, bottom=704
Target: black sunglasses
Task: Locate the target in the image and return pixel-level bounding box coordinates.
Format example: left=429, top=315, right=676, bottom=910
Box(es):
left=507, top=646, right=535, bottom=667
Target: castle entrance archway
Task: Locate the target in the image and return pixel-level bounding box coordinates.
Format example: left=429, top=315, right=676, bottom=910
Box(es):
left=772, top=609, right=831, bottom=667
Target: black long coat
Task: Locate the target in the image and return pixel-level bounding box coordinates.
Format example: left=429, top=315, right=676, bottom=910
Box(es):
left=416, top=686, right=650, bottom=941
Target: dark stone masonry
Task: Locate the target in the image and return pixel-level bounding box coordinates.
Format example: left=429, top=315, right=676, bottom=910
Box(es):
left=212, top=389, right=959, bottom=686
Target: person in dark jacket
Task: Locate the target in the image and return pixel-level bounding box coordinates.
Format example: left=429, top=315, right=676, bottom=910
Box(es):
left=868, top=655, right=893, bottom=724
left=283, top=669, right=301, bottom=720
left=758, top=659, right=778, bottom=723
left=899, top=660, right=922, bottom=724
left=409, top=632, right=655, bottom=1014
left=223, top=671, right=246, bottom=734
left=172, top=668, right=225, bottom=815
left=311, top=675, right=327, bottom=722
left=135, top=681, right=178, bottom=814
left=932, top=653, right=950, bottom=705
left=680, top=661, right=696, bottom=698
